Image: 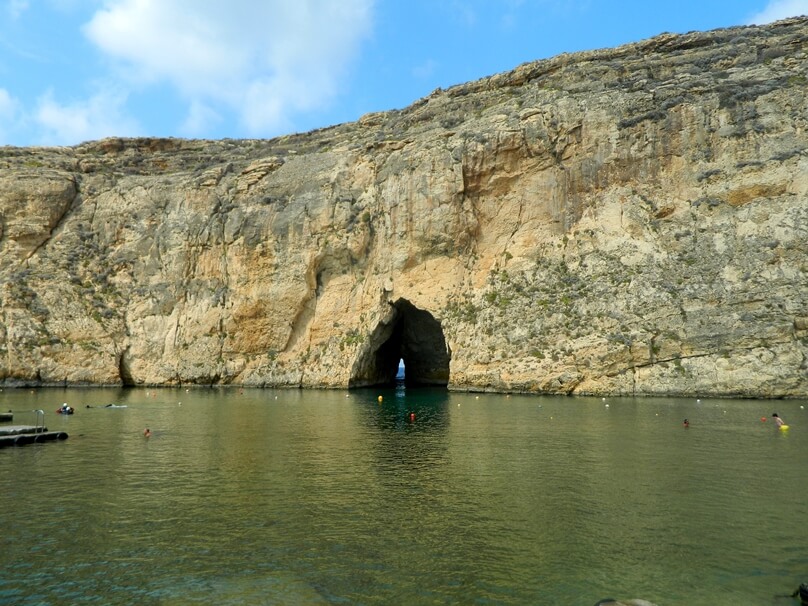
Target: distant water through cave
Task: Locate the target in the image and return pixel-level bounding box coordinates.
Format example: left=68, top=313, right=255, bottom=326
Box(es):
left=349, top=299, right=450, bottom=389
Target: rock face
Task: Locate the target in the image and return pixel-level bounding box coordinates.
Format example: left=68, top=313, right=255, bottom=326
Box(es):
left=1, top=18, right=807, bottom=396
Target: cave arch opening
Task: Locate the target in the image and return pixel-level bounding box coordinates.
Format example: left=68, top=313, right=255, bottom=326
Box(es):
left=349, top=298, right=451, bottom=389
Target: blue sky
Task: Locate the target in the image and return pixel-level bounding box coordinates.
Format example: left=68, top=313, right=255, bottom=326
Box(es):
left=1, top=0, right=806, bottom=147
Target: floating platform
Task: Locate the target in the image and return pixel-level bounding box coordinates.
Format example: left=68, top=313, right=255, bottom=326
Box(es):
left=0, top=425, right=48, bottom=436
left=0, top=425, right=68, bottom=448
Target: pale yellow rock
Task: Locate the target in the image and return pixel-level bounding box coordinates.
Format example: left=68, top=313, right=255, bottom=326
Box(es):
left=0, top=19, right=806, bottom=397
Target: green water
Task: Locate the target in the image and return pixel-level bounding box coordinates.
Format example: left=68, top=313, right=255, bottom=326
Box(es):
left=1, top=386, right=806, bottom=605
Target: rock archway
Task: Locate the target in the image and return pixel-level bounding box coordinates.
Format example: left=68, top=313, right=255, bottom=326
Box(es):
left=349, top=299, right=451, bottom=388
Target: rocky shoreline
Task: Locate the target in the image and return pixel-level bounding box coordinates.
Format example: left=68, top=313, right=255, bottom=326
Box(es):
left=1, top=18, right=806, bottom=397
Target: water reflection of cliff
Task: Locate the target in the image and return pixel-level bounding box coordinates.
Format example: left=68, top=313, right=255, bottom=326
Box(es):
left=357, top=385, right=450, bottom=432
left=353, top=386, right=451, bottom=479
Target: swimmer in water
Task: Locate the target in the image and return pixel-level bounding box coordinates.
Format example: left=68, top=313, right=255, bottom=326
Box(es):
left=772, top=413, right=785, bottom=428
left=143, top=428, right=152, bottom=437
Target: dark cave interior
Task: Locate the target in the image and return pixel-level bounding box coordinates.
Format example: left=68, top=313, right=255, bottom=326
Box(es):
left=349, top=299, right=451, bottom=389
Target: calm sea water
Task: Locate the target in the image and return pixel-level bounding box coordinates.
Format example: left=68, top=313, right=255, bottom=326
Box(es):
left=1, top=386, right=806, bottom=605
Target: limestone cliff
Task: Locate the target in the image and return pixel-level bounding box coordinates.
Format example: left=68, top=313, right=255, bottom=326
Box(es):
left=1, top=18, right=807, bottom=396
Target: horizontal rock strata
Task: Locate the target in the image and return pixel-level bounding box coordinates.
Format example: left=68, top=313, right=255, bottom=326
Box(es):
left=1, top=18, right=807, bottom=396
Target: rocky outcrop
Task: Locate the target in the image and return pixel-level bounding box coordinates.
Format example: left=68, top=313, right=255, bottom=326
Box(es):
left=1, top=18, right=807, bottom=396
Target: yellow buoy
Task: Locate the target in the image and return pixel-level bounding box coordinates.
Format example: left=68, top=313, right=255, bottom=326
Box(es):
left=378, top=395, right=383, bottom=403
left=779, top=424, right=790, bottom=431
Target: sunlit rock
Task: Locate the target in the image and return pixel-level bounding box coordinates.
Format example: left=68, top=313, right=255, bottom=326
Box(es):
left=1, top=18, right=806, bottom=397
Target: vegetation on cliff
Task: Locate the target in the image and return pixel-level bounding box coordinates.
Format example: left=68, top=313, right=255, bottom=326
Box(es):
left=1, top=18, right=806, bottom=396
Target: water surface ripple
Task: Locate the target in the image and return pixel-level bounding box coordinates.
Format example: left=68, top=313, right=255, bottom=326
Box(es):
left=1, top=388, right=806, bottom=605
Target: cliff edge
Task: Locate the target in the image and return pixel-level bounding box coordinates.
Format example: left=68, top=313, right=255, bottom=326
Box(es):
left=1, top=18, right=806, bottom=396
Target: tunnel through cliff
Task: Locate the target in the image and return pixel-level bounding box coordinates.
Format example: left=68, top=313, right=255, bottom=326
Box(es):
left=349, top=299, right=451, bottom=389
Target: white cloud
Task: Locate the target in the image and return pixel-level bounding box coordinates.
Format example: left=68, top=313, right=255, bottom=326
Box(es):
left=748, top=0, right=808, bottom=24
left=34, top=88, right=140, bottom=145
left=83, top=0, right=374, bottom=136
left=5, top=0, right=29, bottom=20
left=0, top=88, right=21, bottom=142
left=0, top=88, right=18, bottom=118
left=180, top=100, right=222, bottom=137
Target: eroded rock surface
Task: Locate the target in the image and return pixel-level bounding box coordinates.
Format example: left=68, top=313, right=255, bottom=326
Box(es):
left=1, top=18, right=806, bottom=396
